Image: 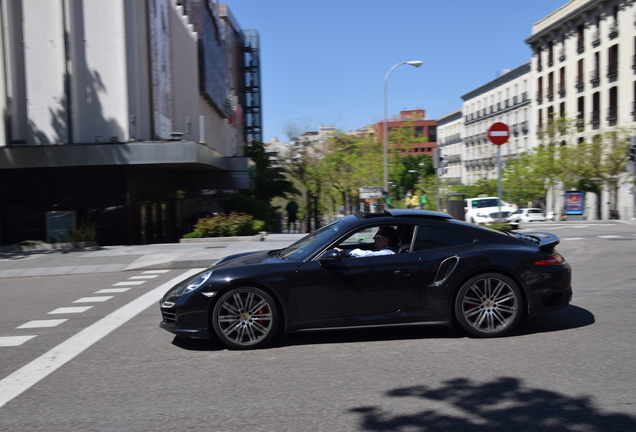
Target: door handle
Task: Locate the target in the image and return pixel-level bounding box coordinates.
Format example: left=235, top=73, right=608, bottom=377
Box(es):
left=394, top=268, right=416, bottom=278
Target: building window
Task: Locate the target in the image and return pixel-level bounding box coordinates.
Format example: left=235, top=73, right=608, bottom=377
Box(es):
left=577, top=24, right=585, bottom=53
left=548, top=41, right=554, bottom=66
left=537, top=76, right=543, bottom=102
left=577, top=97, right=585, bottom=127
left=547, top=72, right=554, bottom=98
left=591, top=92, right=600, bottom=124
left=576, top=59, right=584, bottom=88
left=428, top=126, right=437, bottom=142
left=608, top=44, right=618, bottom=78
left=559, top=67, right=566, bottom=94
left=415, top=126, right=424, bottom=137
left=608, top=86, right=618, bottom=121
left=591, top=52, right=600, bottom=83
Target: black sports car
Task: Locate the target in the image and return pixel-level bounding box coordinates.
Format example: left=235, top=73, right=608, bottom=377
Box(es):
left=159, top=210, right=572, bottom=349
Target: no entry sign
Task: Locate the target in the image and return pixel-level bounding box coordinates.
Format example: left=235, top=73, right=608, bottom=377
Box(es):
left=487, top=122, right=510, bottom=145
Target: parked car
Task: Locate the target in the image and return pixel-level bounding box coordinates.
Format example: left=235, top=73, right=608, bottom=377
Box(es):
left=508, top=208, right=547, bottom=223
left=464, top=197, right=516, bottom=224
left=159, top=209, right=572, bottom=349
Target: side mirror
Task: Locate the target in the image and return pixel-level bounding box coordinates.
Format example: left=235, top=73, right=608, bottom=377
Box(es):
left=319, top=249, right=342, bottom=266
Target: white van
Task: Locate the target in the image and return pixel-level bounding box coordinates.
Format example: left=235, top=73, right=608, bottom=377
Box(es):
left=464, top=197, right=515, bottom=224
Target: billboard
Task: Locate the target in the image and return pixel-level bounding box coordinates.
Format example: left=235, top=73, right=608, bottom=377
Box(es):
left=565, top=191, right=585, bottom=215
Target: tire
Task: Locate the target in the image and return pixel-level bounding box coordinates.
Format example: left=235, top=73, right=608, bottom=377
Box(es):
left=212, top=287, right=279, bottom=350
left=454, top=273, right=523, bottom=338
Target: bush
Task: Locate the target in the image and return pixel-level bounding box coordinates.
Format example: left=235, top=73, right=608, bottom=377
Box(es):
left=186, top=213, right=265, bottom=238
left=480, top=221, right=514, bottom=231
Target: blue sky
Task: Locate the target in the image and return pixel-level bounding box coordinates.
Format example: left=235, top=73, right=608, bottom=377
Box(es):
left=228, top=0, right=567, bottom=142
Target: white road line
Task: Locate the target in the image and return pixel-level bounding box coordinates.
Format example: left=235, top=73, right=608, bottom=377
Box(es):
left=598, top=235, right=623, bottom=238
left=95, top=288, right=130, bottom=294
left=0, top=268, right=202, bottom=409
left=112, top=281, right=146, bottom=286
left=16, top=320, right=68, bottom=329
left=48, top=306, right=93, bottom=314
left=563, top=238, right=585, bottom=241
left=0, top=336, right=37, bottom=347
left=142, top=270, right=170, bottom=274
left=73, top=296, right=113, bottom=303
left=128, top=275, right=158, bottom=279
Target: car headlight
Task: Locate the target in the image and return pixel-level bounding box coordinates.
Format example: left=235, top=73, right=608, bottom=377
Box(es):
left=181, top=271, right=213, bottom=295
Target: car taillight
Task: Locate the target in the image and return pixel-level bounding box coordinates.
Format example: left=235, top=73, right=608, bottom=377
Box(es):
left=534, top=252, right=564, bottom=265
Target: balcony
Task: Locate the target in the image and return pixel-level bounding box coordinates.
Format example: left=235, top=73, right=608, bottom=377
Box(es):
left=522, top=92, right=528, bottom=101
left=497, top=102, right=501, bottom=111
left=591, top=31, right=600, bottom=47
left=558, top=82, right=566, bottom=95
left=546, top=86, right=554, bottom=98
left=590, top=69, right=600, bottom=84
left=575, top=75, right=584, bottom=89
left=590, top=110, right=600, bottom=124
left=513, top=96, right=518, bottom=105
left=536, top=91, right=543, bottom=103
left=512, top=124, right=519, bottom=134
left=575, top=116, right=584, bottom=128
left=521, top=121, right=529, bottom=132
left=559, top=49, right=566, bottom=62
left=608, top=22, right=618, bottom=39
left=607, top=106, right=618, bottom=121
left=607, top=62, right=618, bottom=78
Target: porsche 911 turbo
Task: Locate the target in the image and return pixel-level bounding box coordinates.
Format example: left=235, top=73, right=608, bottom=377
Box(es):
left=159, top=209, right=572, bottom=349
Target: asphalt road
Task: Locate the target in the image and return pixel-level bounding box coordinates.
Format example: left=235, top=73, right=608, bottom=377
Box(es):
left=1, top=223, right=635, bottom=431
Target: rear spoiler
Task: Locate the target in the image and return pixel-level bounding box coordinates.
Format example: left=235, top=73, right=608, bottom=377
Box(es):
left=516, top=232, right=560, bottom=253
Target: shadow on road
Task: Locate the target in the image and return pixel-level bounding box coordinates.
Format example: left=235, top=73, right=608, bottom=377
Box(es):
left=350, top=376, right=636, bottom=431
left=171, top=305, right=594, bottom=351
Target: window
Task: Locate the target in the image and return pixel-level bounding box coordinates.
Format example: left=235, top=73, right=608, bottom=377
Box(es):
left=428, top=126, right=437, bottom=142
left=608, top=44, right=618, bottom=77
left=577, top=24, right=585, bottom=53
left=537, top=76, right=543, bottom=100
left=576, top=59, right=584, bottom=88
left=413, top=225, right=474, bottom=252
left=415, top=126, right=424, bottom=137
left=577, top=96, right=585, bottom=126
left=559, top=67, right=566, bottom=94
left=591, top=92, right=600, bottom=124
left=547, top=72, right=554, bottom=97
left=608, top=86, right=618, bottom=121
left=46, top=211, right=76, bottom=243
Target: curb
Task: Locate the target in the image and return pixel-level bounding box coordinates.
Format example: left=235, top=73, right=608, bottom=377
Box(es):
left=179, top=232, right=267, bottom=243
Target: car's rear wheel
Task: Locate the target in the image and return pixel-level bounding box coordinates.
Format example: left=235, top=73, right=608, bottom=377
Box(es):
left=212, top=287, right=278, bottom=350
left=455, top=273, right=522, bottom=337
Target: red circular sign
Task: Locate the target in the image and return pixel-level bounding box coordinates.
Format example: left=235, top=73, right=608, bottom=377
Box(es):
left=487, top=122, right=510, bottom=145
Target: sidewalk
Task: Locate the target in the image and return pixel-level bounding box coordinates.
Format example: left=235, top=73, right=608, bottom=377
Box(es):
left=0, top=233, right=306, bottom=279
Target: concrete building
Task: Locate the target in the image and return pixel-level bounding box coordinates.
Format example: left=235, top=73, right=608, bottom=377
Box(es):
left=461, top=63, right=534, bottom=185
left=0, top=1, right=260, bottom=245
left=436, top=109, right=463, bottom=185
left=376, top=109, right=437, bottom=157
left=525, top=0, right=636, bottom=219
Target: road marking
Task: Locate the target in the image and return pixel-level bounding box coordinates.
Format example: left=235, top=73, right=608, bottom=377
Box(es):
left=73, top=296, right=113, bottom=303
left=563, top=238, right=585, bottom=241
left=598, top=235, right=623, bottom=238
left=95, top=288, right=130, bottom=294
left=142, top=270, right=170, bottom=274
left=16, top=320, right=67, bottom=329
left=128, top=275, right=158, bottom=279
left=0, top=336, right=37, bottom=347
left=0, top=269, right=202, bottom=409
left=48, top=306, right=93, bottom=314
left=112, top=281, right=146, bottom=286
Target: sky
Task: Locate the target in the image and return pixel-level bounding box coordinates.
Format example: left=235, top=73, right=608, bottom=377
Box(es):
left=227, top=0, right=568, bottom=142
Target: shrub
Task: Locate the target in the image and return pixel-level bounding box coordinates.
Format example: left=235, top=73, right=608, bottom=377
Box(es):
left=62, top=219, right=97, bottom=243
left=186, top=213, right=265, bottom=238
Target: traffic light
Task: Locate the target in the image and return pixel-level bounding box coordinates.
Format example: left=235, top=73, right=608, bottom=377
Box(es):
left=434, top=148, right=448, bottom=175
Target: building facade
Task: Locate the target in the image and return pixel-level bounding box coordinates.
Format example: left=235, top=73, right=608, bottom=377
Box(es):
left=526, top=0, right=636, bottom=219
left=0, top=0, right=260, bottom=245
left=461, top=63, right=534, bottom=185
left=436, top=109, right=463, bottom=185
left=376, top=109, right=437, bottom=157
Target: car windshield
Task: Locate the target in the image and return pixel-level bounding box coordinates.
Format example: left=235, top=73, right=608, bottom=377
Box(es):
left=279, top=220, right=345, bottom=261
left=471, top=198, right=504, bottom=208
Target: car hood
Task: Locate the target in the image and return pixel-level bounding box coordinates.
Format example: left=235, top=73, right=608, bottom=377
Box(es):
left=211, top=250, right=282, bottom=269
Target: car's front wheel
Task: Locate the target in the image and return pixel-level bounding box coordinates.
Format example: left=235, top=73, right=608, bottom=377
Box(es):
left=212, top=287, right=279, bottom=350
left=454, top=273, right=522, bottom=337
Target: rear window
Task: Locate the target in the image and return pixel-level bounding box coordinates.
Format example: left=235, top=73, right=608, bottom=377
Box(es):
left=413, top=226, right=475, bottom=251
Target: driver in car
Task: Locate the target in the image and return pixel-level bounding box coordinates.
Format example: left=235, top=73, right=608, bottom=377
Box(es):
left=335, top=226, right=399, bottom=257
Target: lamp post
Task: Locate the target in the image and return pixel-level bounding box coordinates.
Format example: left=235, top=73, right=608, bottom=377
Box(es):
left=383, top=61, right=423, bottom=204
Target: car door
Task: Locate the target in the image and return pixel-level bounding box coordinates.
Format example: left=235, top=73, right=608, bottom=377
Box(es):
left=293, top=224, right=421, bottom=323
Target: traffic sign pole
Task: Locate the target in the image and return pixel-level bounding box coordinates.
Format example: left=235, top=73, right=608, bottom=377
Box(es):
left=487, top=123, right=510, bottom=222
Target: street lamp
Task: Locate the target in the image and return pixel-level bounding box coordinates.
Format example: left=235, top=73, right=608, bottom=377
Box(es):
left=383, top=61, right=423, bottom=203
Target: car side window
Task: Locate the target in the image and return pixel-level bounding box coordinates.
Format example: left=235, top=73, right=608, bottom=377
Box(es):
left=413, top=225, right=474, bottom=252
